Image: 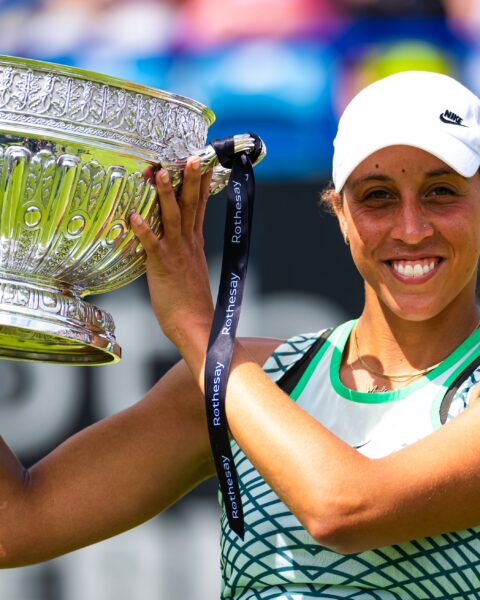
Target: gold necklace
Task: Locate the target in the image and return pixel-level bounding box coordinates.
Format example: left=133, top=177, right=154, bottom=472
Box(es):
left=352, top=319, right=480, bottom=392
left=353, top=326, right=440, bottom=382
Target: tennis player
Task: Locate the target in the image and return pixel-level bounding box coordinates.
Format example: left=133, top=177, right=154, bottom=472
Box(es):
left=2, top=70, right=480, bottom=599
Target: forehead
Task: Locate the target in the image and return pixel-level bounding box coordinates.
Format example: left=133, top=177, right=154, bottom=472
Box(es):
left=349, top=145, right=453, bottom=181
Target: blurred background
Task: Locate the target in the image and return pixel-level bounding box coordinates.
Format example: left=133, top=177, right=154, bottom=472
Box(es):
left=0, top=0, right=479, bottom=598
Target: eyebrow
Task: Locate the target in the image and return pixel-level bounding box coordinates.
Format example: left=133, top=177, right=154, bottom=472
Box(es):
left=349, top=174, right=393, bottom=189
left=349, top=167, right=464, bottom=189
left=424, top=167, right=464, bottom=179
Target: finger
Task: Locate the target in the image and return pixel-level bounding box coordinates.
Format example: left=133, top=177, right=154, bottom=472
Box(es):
left=155, top=168, right=181, bottom=243
left=179, top=156, right=202, bottom=236
left=130, top=212, right=160, bottom=255
left=143, top=165, right=155, bottom=183
left=195, top=169, right=213, bottom=238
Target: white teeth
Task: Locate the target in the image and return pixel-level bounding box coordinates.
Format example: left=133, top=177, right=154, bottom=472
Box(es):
left=392, top=259, right=438, bottom=278
left=413, top=264, right=423, bottom=277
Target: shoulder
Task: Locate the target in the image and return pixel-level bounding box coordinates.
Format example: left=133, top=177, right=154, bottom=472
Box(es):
left=239, top=336, right=284, bottom=367
left=241, top=329, right=334, bottom=383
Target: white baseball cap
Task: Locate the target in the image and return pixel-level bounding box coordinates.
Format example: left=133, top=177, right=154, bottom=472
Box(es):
left=332, top=70, right=480, bottom=192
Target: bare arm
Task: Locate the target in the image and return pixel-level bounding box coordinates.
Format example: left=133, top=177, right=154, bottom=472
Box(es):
left=0, top=360, right=212, bottom=567
left=131, top=158, right=480, bottom=556
left=0, top=337, right=277, bottom=568
left=160, top=326, right=480, bottom=556
left=223, top=346, right=480, bottom=554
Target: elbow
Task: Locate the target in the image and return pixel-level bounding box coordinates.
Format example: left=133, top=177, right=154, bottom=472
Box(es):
left=301, top=490, right=375, bottom=555
left=305, top=516, right=368, bottom=555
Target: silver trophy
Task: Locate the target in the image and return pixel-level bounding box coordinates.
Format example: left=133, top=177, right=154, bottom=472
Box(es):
left=0, top=55, right=265, bottom=364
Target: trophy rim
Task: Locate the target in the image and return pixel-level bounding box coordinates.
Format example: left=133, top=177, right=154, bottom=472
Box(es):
left=0, top=53, right=216, bottom=127
left=0, top=316, right=121, bottom=365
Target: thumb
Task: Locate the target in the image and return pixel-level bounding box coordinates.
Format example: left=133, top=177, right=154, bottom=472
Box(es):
left=130, top=213, right=161, bottom=255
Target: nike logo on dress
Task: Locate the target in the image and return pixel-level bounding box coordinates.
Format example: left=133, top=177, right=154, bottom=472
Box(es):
left=439, top=110, right=467, bottom=126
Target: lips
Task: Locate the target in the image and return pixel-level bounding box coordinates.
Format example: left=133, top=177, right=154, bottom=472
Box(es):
left=388, top=257, right=442, bottom=279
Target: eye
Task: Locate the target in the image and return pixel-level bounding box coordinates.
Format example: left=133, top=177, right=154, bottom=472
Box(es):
left=427, top=185, right=455, bottom=196
left=424, top=184, right=458, bottom=203
left=360, top=188, right=396, bottom=206
left=364, top=189, right=392, bottom=199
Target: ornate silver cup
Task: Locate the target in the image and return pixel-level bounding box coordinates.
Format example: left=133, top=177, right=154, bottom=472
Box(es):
left=0, top=55, right=265, bottom=364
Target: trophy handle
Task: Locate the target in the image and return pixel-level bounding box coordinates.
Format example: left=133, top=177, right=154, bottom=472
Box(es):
left=161, top=133, right=267, bottom=195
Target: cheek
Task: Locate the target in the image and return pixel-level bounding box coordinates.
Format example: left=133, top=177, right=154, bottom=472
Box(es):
left=441, top=214, right=480, bottom=258
left=348, top=220, right=384, bottom=260
left=348, top=235, right=380, bottom=281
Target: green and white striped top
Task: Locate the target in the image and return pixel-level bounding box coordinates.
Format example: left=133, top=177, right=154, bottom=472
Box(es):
left=220, top=320, right=480, bottom=599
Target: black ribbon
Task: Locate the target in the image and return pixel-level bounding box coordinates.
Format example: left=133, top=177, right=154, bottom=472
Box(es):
left=204, top=135, right=261, bottom=539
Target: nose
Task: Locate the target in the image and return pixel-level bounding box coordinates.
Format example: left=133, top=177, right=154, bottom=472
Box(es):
left=390, top=197, right=434, bottom=244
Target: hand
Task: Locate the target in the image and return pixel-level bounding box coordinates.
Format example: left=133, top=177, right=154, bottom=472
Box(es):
left=131, top=157, right=214, bottom=351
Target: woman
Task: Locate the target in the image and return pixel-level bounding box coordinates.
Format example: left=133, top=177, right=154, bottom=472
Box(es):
left=2, top=70, right=480, bottom=599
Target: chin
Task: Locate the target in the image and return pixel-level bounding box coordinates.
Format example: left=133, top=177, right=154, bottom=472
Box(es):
left=380, top=295, right=445, bottom=323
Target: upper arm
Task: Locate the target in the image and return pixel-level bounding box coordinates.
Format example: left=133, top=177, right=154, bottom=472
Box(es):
left=0, top=359, right=212, bottom=566
left=0, top=336, right=278, bottom=567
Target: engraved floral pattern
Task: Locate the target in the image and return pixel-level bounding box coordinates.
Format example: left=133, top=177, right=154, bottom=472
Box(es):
left=0, top=65, right=209, bottom=159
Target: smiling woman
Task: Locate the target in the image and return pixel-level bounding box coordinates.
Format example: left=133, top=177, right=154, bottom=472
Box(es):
left=2, top=70, right=480, bottom=600
left=319, top=73, right=480, bottom=394
left=129, top=71, right=480, bottom=598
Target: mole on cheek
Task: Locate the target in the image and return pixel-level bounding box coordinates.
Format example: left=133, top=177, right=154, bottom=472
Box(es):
left=402, top=169, right=406, bottom=173
left=375, top=164, right=379, bottom=169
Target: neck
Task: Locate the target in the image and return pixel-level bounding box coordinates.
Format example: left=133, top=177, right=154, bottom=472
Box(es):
left=353, top=293, right=479, bottom=376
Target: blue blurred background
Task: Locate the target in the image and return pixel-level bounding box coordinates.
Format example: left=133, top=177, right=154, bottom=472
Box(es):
left=0, top=0, right=479, bottom=598
left=3, top=0, right=479, bottom=180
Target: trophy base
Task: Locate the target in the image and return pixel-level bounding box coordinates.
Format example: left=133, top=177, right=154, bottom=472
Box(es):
left=0, top=280, right=121, bottom=365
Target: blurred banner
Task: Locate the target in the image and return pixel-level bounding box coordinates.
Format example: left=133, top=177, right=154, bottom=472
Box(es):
left=0, top=0, right=478, bottom=598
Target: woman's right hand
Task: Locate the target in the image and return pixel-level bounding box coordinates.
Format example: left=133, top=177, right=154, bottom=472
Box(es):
left=132, top=158, right=214, bottom=358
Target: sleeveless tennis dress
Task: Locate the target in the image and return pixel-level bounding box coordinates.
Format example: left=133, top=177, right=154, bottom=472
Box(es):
left=220, top=320, right=480, bottom=599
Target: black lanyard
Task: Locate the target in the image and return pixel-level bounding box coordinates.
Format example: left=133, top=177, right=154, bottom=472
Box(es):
left=204, top=135, right=261, bottom=539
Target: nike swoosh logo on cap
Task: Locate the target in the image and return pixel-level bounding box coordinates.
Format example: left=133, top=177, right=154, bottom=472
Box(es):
left=439, top=110, right=467, bottom=126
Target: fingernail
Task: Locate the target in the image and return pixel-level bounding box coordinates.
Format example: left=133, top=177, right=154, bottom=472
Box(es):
left=190, top=156, right=201, bottom=171
left=131, top=213, right=143, bottom=225
left=159, top=169, right=169, bottom=183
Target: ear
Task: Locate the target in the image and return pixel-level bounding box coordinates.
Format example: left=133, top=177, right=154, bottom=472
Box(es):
left=334, top=207, right=349, bottom=245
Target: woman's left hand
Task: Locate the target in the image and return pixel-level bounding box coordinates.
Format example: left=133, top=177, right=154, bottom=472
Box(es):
left=130, top=157, right=214, bottom=353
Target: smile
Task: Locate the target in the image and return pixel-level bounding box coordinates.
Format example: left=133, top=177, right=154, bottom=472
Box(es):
left=389, top=258, right=442, bottom=279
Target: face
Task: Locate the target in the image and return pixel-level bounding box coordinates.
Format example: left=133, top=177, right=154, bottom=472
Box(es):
left=337, top=145, right=480, bottom=321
